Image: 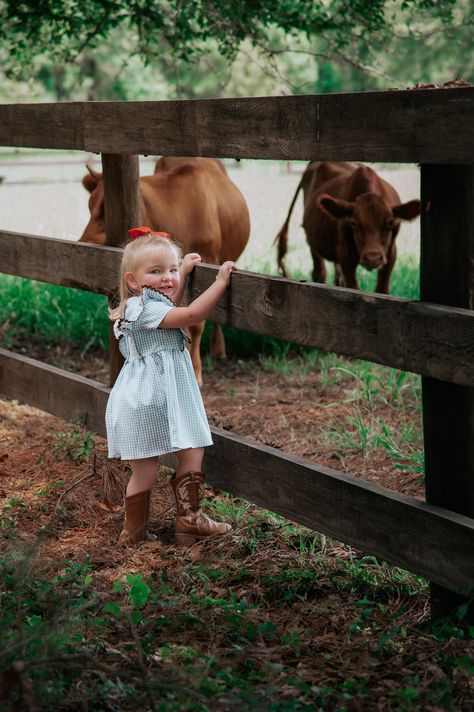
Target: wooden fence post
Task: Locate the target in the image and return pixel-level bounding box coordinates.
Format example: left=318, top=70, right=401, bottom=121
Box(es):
left=420, top=164, right=474, bottom=620
left=101, top=153, right=141, bottom=385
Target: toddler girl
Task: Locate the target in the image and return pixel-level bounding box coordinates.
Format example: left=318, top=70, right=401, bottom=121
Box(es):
left=106, top=226, right=235, bottom=545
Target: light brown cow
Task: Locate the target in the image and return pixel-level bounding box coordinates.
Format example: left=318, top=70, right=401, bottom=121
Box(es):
left=80, top=157, right=250, bottom=384
left=275, top=161, right=420, bottom=294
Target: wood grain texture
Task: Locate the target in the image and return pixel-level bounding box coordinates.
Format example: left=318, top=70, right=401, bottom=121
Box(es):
left=1, top=231, right=473, bottom=386
left=0, top=348, right=109, bottom=435
left=101, top=154, right=140, bottom=383
left=420, top=165, right=474, bottom=617
left=102, top=153, right=141, bottom=247
left=0, top=231, right=122, bottom=294
left=185, top=265, right=474, bottom=386
left=1, top=348, right=471, bottom=596
left=0, top=89, right=473, bottom=162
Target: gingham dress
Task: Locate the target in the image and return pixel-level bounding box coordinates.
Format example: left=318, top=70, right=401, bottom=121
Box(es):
left=105, top=287, right=213, bottom=460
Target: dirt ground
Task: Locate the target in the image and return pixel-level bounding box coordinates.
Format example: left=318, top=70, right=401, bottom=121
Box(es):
left=0, top=346, right=427, bottom=583
left=0, top=350, right=423, bottom=554
left=202, top=360, right=424, bottom=501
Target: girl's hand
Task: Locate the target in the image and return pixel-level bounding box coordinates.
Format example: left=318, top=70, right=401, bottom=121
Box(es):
left=181, top=252, right=201, bottom=275
left=215, top=261, right=237, bottom=287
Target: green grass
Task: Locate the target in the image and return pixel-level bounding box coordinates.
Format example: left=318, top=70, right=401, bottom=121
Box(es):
left=0, top=275, right=109, bottom=352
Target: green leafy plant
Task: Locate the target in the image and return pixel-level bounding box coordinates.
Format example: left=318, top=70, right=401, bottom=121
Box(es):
left=0, top=496, right=26, bottom=530
left=125, top=573, right=151, bottom=610
left=376, top=421, right=425, bottom=476
left=54, top=428, right=96, bottom=462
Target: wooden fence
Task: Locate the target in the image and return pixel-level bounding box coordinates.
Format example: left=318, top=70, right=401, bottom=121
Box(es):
left=0, top=89, right=473, bottom=618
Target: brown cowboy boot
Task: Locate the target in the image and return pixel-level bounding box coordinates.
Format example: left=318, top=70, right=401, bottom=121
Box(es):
left=118, top=489, right=152, bottom=543
left=170, top=471, right=231, bottom=546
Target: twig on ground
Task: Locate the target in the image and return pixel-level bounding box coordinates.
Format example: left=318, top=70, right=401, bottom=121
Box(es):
left=56, top=462, right=96, bottom=509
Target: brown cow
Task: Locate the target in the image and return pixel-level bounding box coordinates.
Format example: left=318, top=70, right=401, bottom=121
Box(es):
left=275, top=161, right=420, bottom=294
left=80, top=157, right=250, bottom=384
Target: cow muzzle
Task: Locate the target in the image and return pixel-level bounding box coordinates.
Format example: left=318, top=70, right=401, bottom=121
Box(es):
left=360, top=250, right=386, bottom=270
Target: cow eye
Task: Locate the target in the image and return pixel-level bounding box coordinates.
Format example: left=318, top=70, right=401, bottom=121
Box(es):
left=387, top=218, right=396, bottom=230
left=348, top=219, right=358, bottom=229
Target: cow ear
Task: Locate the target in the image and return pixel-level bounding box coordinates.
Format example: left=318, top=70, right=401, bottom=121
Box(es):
left=82, top=166, right=102, bottom=193
left=392, top=199, right=420, bottom=221
left=318, top=194, right=355, bottom=219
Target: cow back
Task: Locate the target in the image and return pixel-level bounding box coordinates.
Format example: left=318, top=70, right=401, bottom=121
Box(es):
left=80, top=157, right=250, bottom=264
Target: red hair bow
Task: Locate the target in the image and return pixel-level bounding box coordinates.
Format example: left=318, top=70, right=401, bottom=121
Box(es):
left=128, top=226, right=172, bottom=241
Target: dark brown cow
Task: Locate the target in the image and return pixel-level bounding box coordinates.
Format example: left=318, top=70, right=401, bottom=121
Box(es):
left=275, top=161, right=420, bottom=294
left=80, top=157, right=250, bottom=384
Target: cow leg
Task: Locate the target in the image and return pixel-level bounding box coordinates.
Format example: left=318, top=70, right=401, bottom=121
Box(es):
left=210, top=323, right=226, bottom=360
left=188, top=321, right=206, bottom=387
left=339, top=258, right=359, bottom=290
left=311, top=250, right=327, bottom=284
left=334, top=263, right=344, bottom=287
left=375, top=243, right=396, bottom=294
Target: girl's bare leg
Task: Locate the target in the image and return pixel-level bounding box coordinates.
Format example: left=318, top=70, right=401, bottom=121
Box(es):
left=127, top=456, right=159, bottom=496
left=175, top=448, right=204, bottom=476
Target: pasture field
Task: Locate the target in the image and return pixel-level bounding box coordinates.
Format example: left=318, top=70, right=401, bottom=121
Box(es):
left=2, top=153, right=473, bottom=710
left=0, top=149, right=420, bottom=277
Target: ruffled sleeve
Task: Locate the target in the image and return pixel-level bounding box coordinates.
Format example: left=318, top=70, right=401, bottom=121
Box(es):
left=112, top=295, right=143, bottom=342
left=113, top=288, right=175, bottom=337
left=140, top=287, right=175, bottom=329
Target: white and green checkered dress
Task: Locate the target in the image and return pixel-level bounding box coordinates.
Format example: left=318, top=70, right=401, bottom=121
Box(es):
left=106, top=287, right=213, bottom=460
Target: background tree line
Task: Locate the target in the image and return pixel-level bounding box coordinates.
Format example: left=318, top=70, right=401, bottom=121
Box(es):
left=0, top=0, right=472, bottom=103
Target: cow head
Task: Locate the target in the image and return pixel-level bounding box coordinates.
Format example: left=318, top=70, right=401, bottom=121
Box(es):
left=317, top=193, right=420, bottom=270
left=79, top=167, right=107, bottom=244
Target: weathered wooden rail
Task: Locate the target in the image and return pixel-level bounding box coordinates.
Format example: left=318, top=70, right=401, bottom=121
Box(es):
left=0, top=90, right=472, bottom=162
left=1, top=89, right=473, bottom=617
left=1, top=231, right=473, bottom=386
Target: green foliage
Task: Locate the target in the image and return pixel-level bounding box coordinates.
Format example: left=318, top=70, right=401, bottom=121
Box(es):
left=54, top=427, right=96, bottom=462
left=0, top=496, right=27, bottom=531
left=0, top=275, right=109, bottom=352
left=1, top=0, right=454, bottom=67
left=324, top=409, right=424, bottom=477
left=125, top=573, right=151, bottom=610
left=0, top=506, right=470, bottom=711
left=1, top=0, right=469, bottom=104
left=376, top=421, right=425, bottom=476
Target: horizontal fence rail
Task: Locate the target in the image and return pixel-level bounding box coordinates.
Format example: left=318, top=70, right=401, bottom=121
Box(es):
left=1, top=231, right=473, bottom=386
left=0, top=346, right=472, bottom=595
left=0, top=89, right=473, bottom=162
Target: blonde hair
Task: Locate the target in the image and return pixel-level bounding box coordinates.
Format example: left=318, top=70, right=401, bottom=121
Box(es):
left=109, top=233, right=182, bottom=321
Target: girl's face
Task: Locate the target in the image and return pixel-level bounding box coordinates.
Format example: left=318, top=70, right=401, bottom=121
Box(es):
left=125, top=246, right=181, bottom=298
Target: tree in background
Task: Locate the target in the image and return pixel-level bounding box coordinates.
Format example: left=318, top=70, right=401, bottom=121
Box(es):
left=0, top=0, right=471, bottom=101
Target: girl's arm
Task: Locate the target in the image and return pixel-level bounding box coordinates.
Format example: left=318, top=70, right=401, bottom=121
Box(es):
left=161, top=261, right=236, bottom=329
left=174, top=253, right=201, bottom=305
